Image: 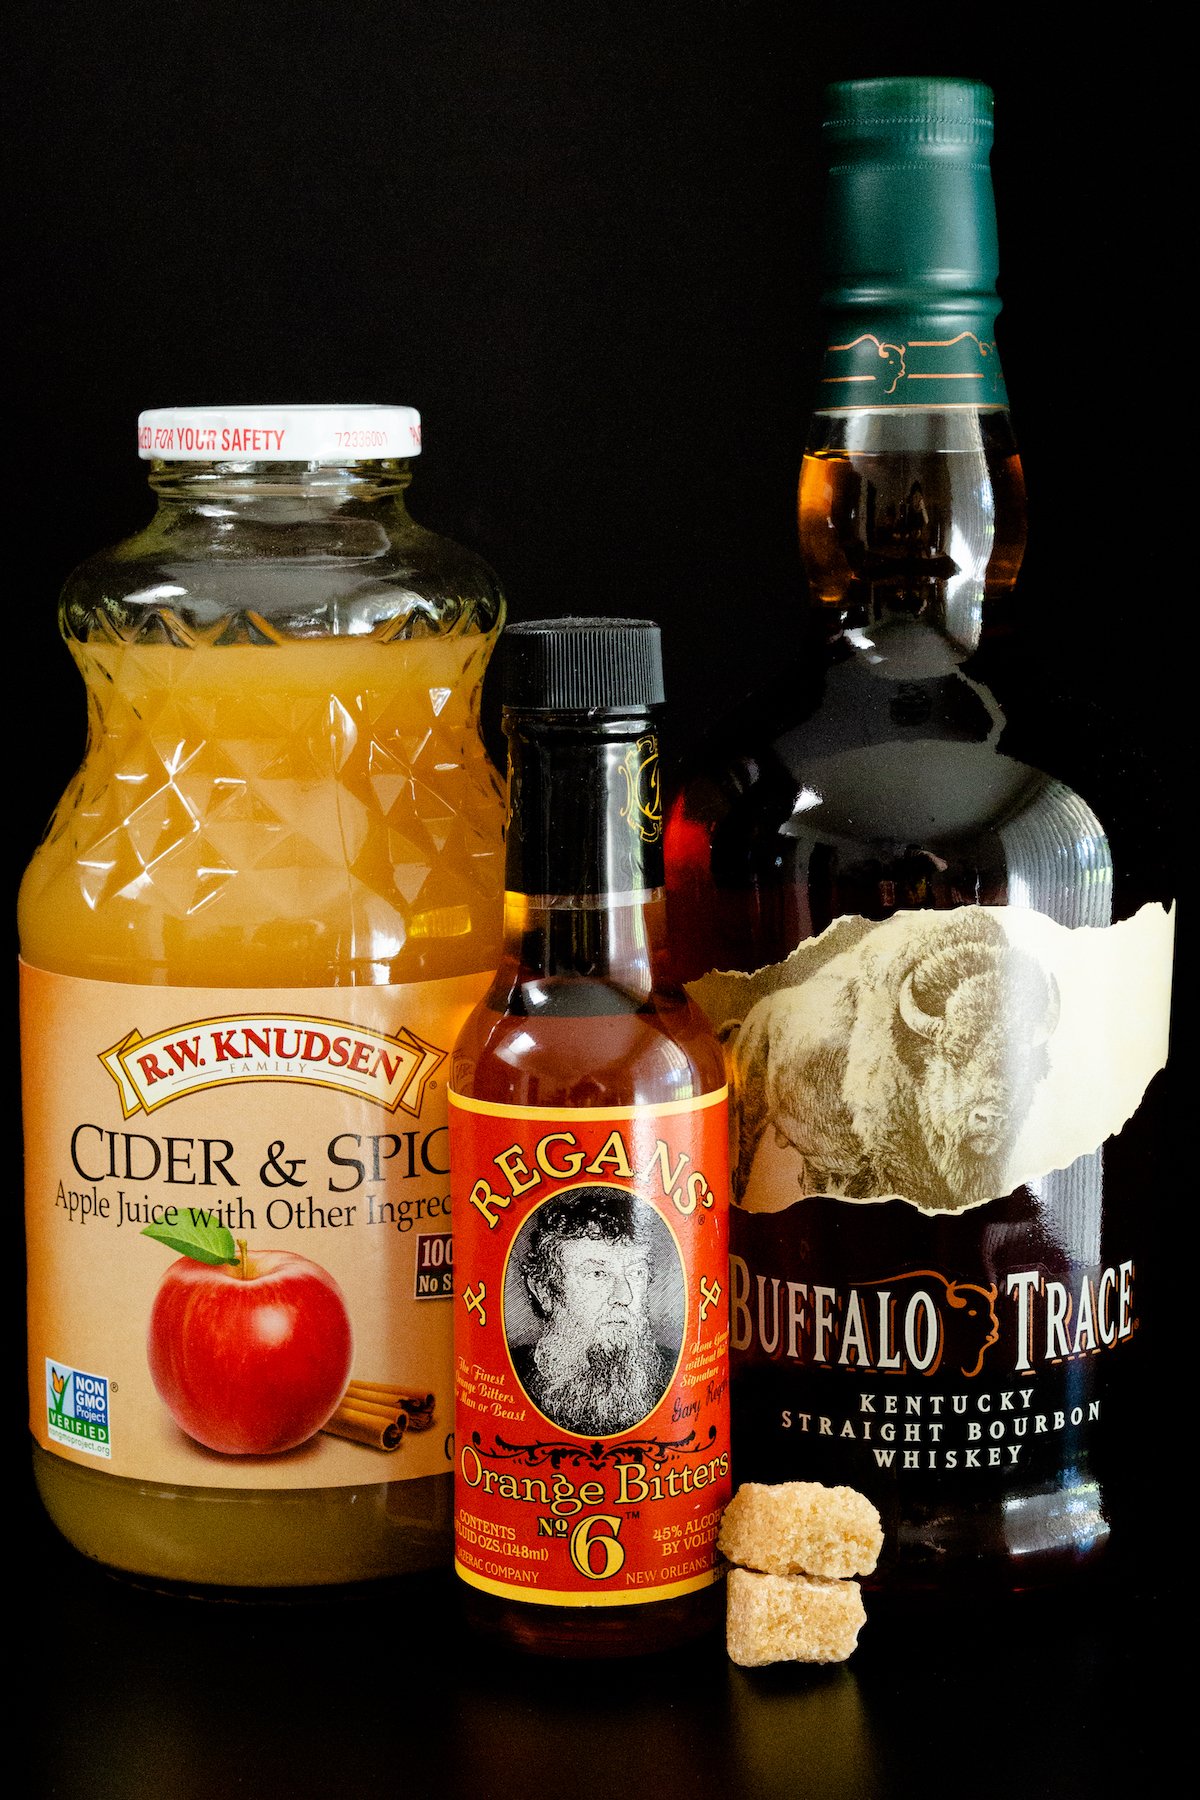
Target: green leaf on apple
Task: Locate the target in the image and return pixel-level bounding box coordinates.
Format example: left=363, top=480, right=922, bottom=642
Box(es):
left=142, top=1210, right=239, bottom=1267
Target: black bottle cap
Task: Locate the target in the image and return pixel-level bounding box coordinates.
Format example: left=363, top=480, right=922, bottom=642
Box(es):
left=502, top=617, right=665, bottom=713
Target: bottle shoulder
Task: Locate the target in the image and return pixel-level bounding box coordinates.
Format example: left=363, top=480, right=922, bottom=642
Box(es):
left=453, top=974, right=728, bottom=1110
left=670, top=642, right=1011, bottom=827
left=668, top=630, right=1172, bottom=847
left=664, top=636, right=1174, bottom=978
left=59, top=503, right=504, bottom=645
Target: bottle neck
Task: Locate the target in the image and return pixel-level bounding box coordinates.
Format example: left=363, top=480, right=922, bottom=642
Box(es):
left=502, top=715, right=665, bottom=986
left=802, top=83, right=1020, bottom=665
left=147, top=459, right=415, bottom=515
left=799, top=404, right=1026, bottom=663
left=817, top=82, right=1004, bottom=412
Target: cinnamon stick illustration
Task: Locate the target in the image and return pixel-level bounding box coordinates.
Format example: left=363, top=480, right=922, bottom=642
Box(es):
left=345, top=1380, right=435, bottom=1431
left=322, top=1401, right=407, bottom=1451
left=321, top=1381, right=436, bottom=1449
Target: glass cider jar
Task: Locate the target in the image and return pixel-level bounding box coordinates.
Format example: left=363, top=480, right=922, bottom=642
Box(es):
left=20, top=404, right=506, bottom=1591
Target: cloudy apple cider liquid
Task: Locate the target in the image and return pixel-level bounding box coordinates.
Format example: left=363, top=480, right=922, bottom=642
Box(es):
left=19, top=407, right=506, bottom=1591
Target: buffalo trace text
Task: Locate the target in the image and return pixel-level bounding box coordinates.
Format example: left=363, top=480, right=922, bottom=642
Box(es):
left=731, top=1255, right=1136, bottom=1373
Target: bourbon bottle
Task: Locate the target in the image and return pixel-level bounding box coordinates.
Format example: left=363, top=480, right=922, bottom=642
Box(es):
left=666, top=80, right=1175, bottom=1591
left=450, top=618, right=731, bottom=1654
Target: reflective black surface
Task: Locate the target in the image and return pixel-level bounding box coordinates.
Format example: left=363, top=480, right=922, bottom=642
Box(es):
left=14, top=1461, right=1173, bottom=1800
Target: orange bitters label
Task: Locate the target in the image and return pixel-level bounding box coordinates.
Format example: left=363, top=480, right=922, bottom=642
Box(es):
left=449, top=1090, right=731, bottom=1607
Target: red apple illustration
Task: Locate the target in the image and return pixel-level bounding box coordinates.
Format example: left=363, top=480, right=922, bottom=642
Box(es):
left=146, top=1240, right=354, bottom=1455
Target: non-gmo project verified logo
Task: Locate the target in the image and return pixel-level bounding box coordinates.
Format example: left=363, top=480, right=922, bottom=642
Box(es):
left=46, top=1360, right=111, bottom=1459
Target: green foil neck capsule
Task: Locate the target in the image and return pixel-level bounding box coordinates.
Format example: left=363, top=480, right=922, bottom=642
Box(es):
left=817, top=76, right=1007, bottom=410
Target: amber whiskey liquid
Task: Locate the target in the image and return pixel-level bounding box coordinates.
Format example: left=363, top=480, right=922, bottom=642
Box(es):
left=798, top=408, right=1027, bottom=620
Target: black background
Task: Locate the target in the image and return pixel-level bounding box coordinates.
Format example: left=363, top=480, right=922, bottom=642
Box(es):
left=3, top=1, right=1184, bottom=801
left=3, top=5, right=1183, bottom=1797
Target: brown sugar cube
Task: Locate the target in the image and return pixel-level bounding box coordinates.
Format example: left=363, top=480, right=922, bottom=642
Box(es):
left=718, top=1480, right=882, bottom=1581
left=725, top=1567, right=866, bottom=1667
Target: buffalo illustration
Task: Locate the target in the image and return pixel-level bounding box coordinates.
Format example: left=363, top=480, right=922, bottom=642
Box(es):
left=727, top=911, right=1060, bottom=1213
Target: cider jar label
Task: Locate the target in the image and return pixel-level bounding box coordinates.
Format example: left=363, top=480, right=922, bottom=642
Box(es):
left=21, top=962, right=492, bottom=1489
left=686, top=903, right=1174, bottom=1513
left=449, top=1090, right=731, bottom=1607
